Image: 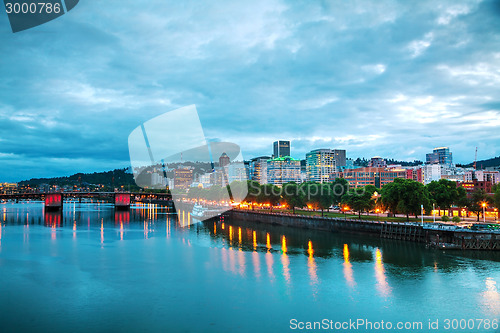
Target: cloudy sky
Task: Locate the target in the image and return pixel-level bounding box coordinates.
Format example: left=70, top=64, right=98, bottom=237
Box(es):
left=1, top=0, right=500, bottom=181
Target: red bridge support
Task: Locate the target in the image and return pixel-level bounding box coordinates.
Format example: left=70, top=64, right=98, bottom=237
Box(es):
left=44, top=193, right=63, bottom=211
left=115, top=193, right=131, bottom=210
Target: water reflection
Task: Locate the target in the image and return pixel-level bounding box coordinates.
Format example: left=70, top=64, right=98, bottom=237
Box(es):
left=44, top=211, right=62, bottom=228
left=482, top=277, right=500, bottom=315
left=266, top=249, right=275, bottom=282
left=1, top=201, right=500, bottom=316
left=374, top=248, right=391, bottom=297
left=281, top=236, right=291, bottom=285
left=237, top=247, right=246, bottom=276
left=307, top=240, right=318, bottom=287
left=343, top=244, right=355, bottom=288
left=228, top=247, right=236, bottom=274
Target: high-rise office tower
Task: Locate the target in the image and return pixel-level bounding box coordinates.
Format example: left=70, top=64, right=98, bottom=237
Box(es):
left=305, top=149, right=337, bottom=183
left=273, top=140, right=290, bottom=158
left=426, top=147, right=453, bottom=167
left=267, top=156, right=301, bottom=186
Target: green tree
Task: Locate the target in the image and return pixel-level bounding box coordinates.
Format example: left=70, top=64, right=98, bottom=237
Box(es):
left=259, top=184, right=281, bottom=211
left=300, top=182, right=333, bottom=217
left=329, top=178, right=350, bottom=206
left=381, top=178, right=431, bottom=221
left=426, top=179, right=465, bottom=216
left=467, top=189, right=491, bottom=222
left=317, top=184, right=334, bottom=217
left=226, top=180, right=248, bottom=204
left=207, top=186, right=224, bottom=202
left=379, top=180, right=401, bottom=216
left=455, top=186, right=468, bottom=208
left=281, top=182, right=305, bottom=214
left=493, top=184, right=500, bottom=215
left=341, top=185, right=377, bottom=219
left=187, top=186, right=202, bottom=200
left=245, top=180, right=261, bottom=209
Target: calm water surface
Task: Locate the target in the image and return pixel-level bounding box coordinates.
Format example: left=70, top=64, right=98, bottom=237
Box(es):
left=0, top=201, right=499, bottom=332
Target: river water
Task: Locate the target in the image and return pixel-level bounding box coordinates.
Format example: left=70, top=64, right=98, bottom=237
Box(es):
left=0, top=201, right=499, bottom=332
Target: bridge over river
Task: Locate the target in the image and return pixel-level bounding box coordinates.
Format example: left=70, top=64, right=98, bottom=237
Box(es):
left=0, top=192, right=174, bottom=209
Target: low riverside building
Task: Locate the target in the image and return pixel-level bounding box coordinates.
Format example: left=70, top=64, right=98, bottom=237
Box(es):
left=460, top=179, right=493, bottom=194
left=464, top=170, right=500, bottom=184
left=368, top=156, right=387, bottom=168
left=405, top=167, right=423, bottom=183
left=332, top=167, right=406, bottom=188
left=267, top=156, right=301, bottom=186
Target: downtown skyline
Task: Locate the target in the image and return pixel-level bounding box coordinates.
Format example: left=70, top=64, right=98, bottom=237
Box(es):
left=1, top=0, right=500, bottom=182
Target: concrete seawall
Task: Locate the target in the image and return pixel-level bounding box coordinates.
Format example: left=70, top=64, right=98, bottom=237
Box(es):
left=226, top=209, right=500, bottom=250
left=228, top=209, right=387, bottom=234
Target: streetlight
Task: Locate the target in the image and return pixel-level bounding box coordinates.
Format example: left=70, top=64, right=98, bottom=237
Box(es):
left=343, top=206, right=349, bottom=221
left=421, top=204, right=424, bottom=226
left=482, top=202, right=487, bottom=223
left=432, top=203, right=436, bottom=224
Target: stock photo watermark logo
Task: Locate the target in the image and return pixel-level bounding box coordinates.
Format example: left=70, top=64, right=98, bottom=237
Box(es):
left=128, top=105, right=248, bottom=224
left=3, top=0, right=79, bottom=32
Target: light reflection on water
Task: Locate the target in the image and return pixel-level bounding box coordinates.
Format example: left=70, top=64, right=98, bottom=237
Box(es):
left=374, top=248, right=391, bottom=297
left=0, top=201, right=499, bottom=332
left=343, top=244, right=355, bottom=288
left=482, top=277, right=500, bottom=316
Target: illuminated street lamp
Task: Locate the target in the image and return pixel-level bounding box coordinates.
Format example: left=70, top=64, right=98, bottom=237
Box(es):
left=420, top=204, right=424, bottom=227
left=343, top=206, right=349, bottom=221
left=482, top=202, right=487, bottom=223
left=433, top=203, right=436, bottom=224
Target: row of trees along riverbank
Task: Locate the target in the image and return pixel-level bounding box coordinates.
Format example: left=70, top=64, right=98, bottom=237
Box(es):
left=185, top=178, right=500, bottom=222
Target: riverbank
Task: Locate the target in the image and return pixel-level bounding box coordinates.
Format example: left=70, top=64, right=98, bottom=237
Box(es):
left=226, top=209, right=500, bottom=251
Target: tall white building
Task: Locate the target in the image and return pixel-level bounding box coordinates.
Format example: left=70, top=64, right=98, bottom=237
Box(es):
left=306, top=149, right=337, bottom=183
left=423, top=164, right=442, bottom=185
left=249, top=156, right=270, bottom=185
left=426, top=147, right=453, bottom=167
left=227, top=163, right=247, bottom=183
